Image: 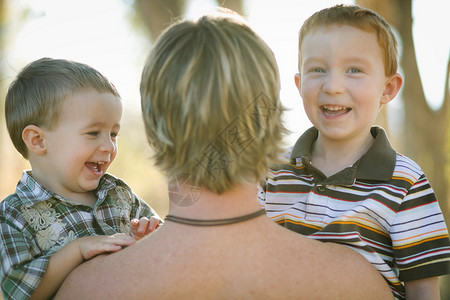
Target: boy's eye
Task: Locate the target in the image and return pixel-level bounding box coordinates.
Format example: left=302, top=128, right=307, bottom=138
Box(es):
left=348, top=68, right=361, bottom=73
left=111, top=132, right=119, bottom=139
left=312, top=68, right=325, bottom=73
left=88, top=131, right=99, bottom=136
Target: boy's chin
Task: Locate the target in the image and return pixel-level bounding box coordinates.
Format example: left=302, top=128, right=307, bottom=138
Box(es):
left=81, top=179, right=102, bottom=192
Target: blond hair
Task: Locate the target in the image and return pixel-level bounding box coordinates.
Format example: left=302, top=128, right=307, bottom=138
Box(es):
left=141, top=12, right=287, bottom=194
left=5, top=58, right=120, bottom=158
left=298, top=4, right=398, bottom=76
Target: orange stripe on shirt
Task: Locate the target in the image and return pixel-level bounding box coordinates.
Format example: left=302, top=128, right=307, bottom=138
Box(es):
left=393, top=228, right=449, bottom=243
left=394, top=235, right=448, bottom=250
left=332, top=220, right=390, bottom=237
left=391, top=175, right=414, bottom=186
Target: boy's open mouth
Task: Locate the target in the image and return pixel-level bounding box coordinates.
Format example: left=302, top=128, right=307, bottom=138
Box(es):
left=85, top=162, right=105, bottom=174
left=321, top=105, right=351, bottom=116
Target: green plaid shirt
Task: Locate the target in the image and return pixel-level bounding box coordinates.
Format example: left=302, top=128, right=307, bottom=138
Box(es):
left=0, top=171, right=159, bottom=300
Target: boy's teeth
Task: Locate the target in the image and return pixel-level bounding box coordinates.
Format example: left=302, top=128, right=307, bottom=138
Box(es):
left=321, top=105, right=351, bottom=116
left=93, top=162, right=104, bottom=171
left=86, top=162, right=105, bottom=172
left=323, top=105, right=346, bottom=110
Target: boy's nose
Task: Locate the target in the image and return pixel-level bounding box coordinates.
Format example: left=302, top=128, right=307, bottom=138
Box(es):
left=323, top=71, right=345, bottom=94
left=100, top=136, right=117, bottom=153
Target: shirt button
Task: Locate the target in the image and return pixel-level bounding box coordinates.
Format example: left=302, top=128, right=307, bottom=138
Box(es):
left=317, top=186, right=326, bottom=193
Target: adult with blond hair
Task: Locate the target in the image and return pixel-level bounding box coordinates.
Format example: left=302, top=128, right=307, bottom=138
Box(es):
left=56, top=11, right=393, bottom=299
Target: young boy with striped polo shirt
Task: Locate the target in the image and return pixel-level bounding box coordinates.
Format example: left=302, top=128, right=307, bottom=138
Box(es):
left=259, top=5, right=450, bottom=299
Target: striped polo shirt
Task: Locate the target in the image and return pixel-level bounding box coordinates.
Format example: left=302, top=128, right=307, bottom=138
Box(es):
left=259, top=126, right=450, bottom=299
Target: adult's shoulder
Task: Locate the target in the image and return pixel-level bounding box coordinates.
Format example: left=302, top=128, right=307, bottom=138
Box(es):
left=269, top=226, right=393, bottom=299
left=56, top=238, right=158, bottom=299
left=318, top=241, right=393, bottom=299
left=55, top=253, right=112, bottom=299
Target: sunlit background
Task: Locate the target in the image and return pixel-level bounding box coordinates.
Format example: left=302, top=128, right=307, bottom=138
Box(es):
left=1, top=0, right=449, bottom=215
left=0, top=0, right=450, bottom=298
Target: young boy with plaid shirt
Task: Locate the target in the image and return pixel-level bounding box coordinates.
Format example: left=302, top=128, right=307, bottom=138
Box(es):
left=1, top=58, right=160, bottom=299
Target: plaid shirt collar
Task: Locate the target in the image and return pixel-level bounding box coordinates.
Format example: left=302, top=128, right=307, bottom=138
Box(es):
left=16, top=171, right=118, bottom=208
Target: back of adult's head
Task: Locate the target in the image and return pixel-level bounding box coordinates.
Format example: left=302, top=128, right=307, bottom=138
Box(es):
left=140, top=11, right=287, bottom=194
left=5, top=57, right=120, bottom=159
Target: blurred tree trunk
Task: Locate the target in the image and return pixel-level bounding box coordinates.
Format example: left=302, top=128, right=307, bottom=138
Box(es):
left=0, top=1, right=34, bottom=201
left=220, top=0, right=244, bottom=15
left=0, top=0, right=4, bottom=103
left=133, top=0, right=243, bottom=41
left=134, top=0, right=186, bottom=40
left=0, top=0, right=6, bottom=178
left=0, top=0, right=5, bottom=124
left=357, top=0, right=450, bottom=296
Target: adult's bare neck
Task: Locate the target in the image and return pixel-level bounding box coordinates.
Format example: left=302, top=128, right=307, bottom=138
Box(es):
left=167, top=181, right=263, bottom=221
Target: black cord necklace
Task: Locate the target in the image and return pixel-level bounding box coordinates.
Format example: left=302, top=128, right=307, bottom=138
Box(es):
left=165, top=208, right=266, bottom=226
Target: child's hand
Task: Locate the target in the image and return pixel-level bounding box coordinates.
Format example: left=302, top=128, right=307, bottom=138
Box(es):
left=77, top=233, right=135, bottom=260
left=130, top=216, right=161, bottom=240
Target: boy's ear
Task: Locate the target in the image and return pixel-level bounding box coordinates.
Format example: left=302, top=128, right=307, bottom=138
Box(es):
left=381, top=73, right=403, bottom=104
left=294, top=73, right=301, bottom=90
left=22, top=125, right=47, bottom=156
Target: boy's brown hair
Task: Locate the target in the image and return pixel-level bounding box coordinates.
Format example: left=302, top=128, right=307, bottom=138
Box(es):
left=298, top=4, right=398, bottom=76
left=5, top=58, right=120, bottom=159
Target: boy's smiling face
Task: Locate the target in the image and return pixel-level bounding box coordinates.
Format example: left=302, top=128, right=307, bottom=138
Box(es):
left=37, top=89, right=122, bottom=200
left=296, top=24, right=401, bottom=144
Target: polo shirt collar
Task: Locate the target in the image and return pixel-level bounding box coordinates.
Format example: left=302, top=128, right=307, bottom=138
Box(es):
left=289, top=126, right=396, bottom=183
